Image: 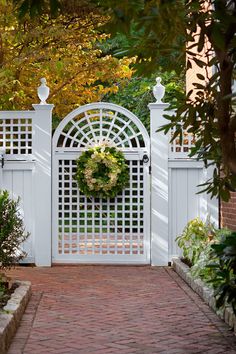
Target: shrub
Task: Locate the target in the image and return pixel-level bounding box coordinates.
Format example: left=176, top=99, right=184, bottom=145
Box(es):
left=177, top=220, right=236, bottom=314
left=190, top=228, right=230, bottom=281
left=175, top=217, right=215, bottom=266
left=0, top=190, right=29, bottom=269
left=207, top=231, right=236, bottom=314
left=104, top=71, right=185, bottom=132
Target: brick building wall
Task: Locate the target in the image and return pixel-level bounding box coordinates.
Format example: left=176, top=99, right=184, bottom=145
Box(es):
left=221, top=192, right=236, bottom=231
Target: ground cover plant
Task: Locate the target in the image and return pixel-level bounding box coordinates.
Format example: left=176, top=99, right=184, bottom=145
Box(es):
left=177, top=219, right=236, bottom=314
left=0, top=190, right=29, bottom=309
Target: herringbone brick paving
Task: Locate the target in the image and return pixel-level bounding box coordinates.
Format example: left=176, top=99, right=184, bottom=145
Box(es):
left=6, top=266, right=236, bottom=354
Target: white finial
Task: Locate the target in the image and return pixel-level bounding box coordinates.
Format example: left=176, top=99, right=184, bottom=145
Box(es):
left=37, top=78, right=50, bottom=104
left=153, top=77, right=165, bottom=103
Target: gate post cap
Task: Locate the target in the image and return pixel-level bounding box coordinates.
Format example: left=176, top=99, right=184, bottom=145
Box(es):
left=153, top=77, right=165, bottom=103
left=37, top=78, right=50, bottom=104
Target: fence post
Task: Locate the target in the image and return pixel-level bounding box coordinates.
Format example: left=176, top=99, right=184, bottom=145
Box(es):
left=32, top=80, right=53, bottom=266
left=149, top=78, right=170, bottom=266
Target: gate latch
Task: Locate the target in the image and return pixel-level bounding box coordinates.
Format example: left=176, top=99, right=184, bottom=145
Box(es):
left=0, top=148, right=5, bottom=168
left=142, top=154, right=149, bottom=164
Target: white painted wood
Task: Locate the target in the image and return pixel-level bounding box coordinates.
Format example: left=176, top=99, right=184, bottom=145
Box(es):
left=149, top=93, right=219, bottom=265
left=144, top=160, right=151, bottom=263
left=3, top=161, right=35, bottom=170
left=169, top=126, right=195, bottom=159
left=0, top=114, right=33, bottom=157
left=37, top=78, right=50, bottom=104
left=199, top=168, right=208, bottom=221
left=52, top=102, right=150, bottom=264
left=187, top=169, right=200, bottom=221
left=11, top=170, right=33, bottom=262
left=207, top=165, right=219, bottom=227
left=0, top=94, right=220, bottom=267
left=2, top=170, right=13, bottom=197
left=0, top=165, right=2, bottom=190
left=176, top=169, right=188, bottom=235
left=149, top=103, right=171, bottom=266
left=168, top=165, right=219, bottom=260
left=0, top=148, right=4, bottom=188
left=52, top=255, right=149, bottom=264
left=0, top=111, right=34, bottom=119
left=32, top=104, right=54, bottom=266
left=153, top=77, right=165, bottom=103
left=2, top=168, right=34, bottom=262
left=169, top=167, right=178, bottom=259
left=168, top=159, right=204, bottom=168
left=22, top=170, right=34, bottom=262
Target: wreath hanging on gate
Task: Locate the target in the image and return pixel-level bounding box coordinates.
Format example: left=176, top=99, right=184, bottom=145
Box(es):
left=75, top=143, right=129, bottom=198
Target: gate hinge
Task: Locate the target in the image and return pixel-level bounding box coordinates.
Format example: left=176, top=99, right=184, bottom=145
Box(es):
left=149, top=165, right=151, bottom=174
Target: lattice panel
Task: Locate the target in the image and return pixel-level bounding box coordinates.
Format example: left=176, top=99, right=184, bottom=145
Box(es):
left=169, top=129, right=195, bottom=158
left=0, top=118, right=32, bottom=155
left=56, top=159, right=144, bottom=256
left=55, top=108, right=146, bottom=149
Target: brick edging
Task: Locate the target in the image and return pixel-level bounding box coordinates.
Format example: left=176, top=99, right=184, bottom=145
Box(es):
left=0, top=280, right=31, bottom=354
left=172, top=258, right=236, bottom=335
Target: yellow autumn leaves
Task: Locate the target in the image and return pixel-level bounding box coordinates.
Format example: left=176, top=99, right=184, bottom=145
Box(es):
left=0, top=1, right=133, bottom=117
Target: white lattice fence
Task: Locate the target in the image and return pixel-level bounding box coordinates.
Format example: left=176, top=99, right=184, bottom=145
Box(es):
left=0, top=112, right=34, bottom=262
left=169, top=128, right=195, bottom=158
left=0, top=78, right=219, bottom=267
left=0, top=113, right=33, bottom=156
left=149, top=103, right=218, bottom=265
left=0, top=104, right=53, bottom=266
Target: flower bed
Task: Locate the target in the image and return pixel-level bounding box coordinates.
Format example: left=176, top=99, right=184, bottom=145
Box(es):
left=173, top=257, right=236, bottom=335
left=0, top=280, right=31, bottom=354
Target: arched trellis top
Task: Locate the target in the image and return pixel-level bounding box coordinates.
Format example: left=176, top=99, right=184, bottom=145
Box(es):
left=53, top=102, right=149, bottom=151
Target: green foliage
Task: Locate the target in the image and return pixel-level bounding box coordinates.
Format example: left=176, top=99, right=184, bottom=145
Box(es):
left=0, top=1, right=133, bottom=118
left=190, top=228, right=231, bottom=281
left=12, top=0, right=236, bottom=200
left=95, top=0, right=186, bottom=75
left=0, top=272, right=11, bottom=308
left=0, top=190, right=29, bottom=269
left=190, top=243, right=217, bottom=281
left=207, top=232, right=236, bottom=314
left=75, top=145, right=129, bottom=198
left=105, top=72, right=185, bottom=132
left=98, top=0, right=236, bottom=201
left=178, top=223, right=236, bottom=314
left=176, top=217, right=215, bottom=266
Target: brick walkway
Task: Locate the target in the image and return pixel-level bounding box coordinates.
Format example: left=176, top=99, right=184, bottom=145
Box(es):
left=6, top=266, right=236, bottom=354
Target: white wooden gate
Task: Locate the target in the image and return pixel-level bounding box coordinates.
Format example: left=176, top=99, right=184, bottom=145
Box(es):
left=52, top=102, right=150, bottom=264
left=0, top=78, right=219, bottom=266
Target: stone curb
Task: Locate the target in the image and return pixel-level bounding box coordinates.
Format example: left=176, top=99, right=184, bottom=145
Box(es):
left=172, top=257, right=236, bottom=335
left=0, top=280, right=31, bottom=354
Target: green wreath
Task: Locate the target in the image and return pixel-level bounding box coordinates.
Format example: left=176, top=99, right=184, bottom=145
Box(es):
left=75, top=145, right=129, bottom=198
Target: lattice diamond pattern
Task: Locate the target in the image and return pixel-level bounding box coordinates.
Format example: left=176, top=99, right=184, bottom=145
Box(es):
left=57, top=159, right=144, bottom=256
left=0, top=118, right=32, bottom=154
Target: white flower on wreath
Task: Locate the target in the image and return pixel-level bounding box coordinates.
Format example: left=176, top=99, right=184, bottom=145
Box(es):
left=85, top=139, right=118, bottom=150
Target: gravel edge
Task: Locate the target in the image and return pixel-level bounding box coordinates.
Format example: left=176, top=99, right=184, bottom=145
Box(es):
left=172, top=257, right=236, bottom=335
left=0, top=280, right=31, bottom=354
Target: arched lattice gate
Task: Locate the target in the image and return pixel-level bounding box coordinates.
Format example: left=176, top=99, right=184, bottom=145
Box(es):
left=52, top=102, right=150, bottom=264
